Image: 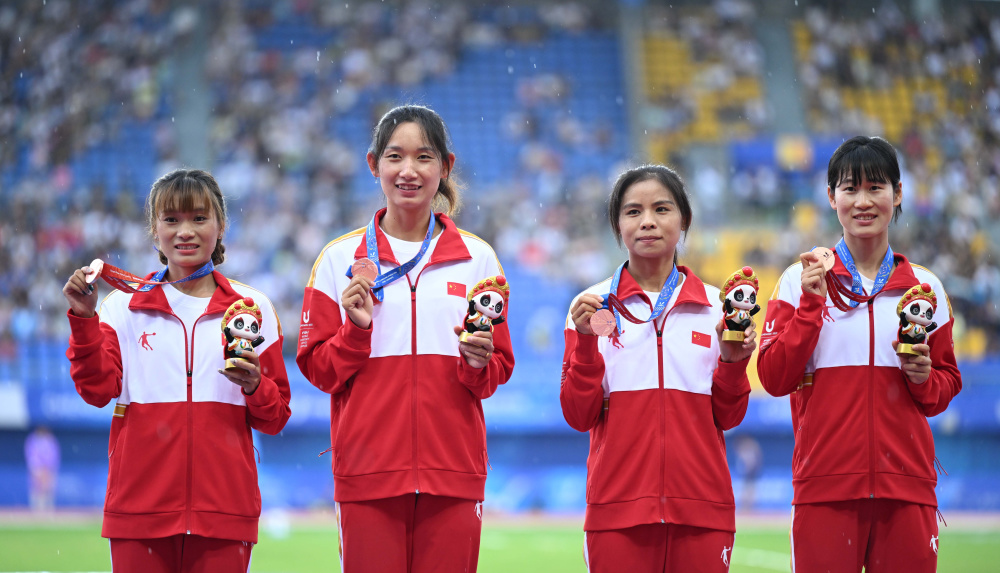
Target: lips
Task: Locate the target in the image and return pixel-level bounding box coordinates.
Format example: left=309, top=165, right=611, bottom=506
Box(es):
left=175, top=244, right=199, bottom=250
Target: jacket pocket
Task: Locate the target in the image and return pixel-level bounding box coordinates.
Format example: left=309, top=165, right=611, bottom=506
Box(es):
left=586, top=411, right=608, bottom=502
left=105, top=411, right=127, bottom=509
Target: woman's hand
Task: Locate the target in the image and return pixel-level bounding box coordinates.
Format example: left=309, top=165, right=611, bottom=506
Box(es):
left=453, top=326, right=494, bottom=369
left=219, top=348, right=262, bottom=394
left=893, top=342, right=932, bottom=384
left=570, top=294, right=605, bottom=336
left=341, top=275, right=374, bottom=329
left=63, top=266, right=99, bottom=318
left=799, top=251, right=829, bottom=298
left=717, top=319, right=757, bottom=363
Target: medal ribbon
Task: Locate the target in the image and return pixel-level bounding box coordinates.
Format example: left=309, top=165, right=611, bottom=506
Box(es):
left=602, top=262, right=680, bottom=336
left=347, top=210, right=436, bottom=302
left=826, top=237, right=894, bottom=311
left=93, top=260, right=215, bottom=294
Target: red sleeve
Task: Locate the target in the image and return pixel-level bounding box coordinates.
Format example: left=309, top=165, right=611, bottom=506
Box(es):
left=65, top=310, right=122, bottom=408
left=295, top=286, right=372, bottom=395
left=455, top=318, right=514, bottom=399
left=711, top=356, right=751, bottom=430
left=904, top=320, right=962, bottom=417
left=559, top=329, right=605, bottom=432
left=245, top=335, right=291, bottom=435
left=756, top=292, right=825, bottom=397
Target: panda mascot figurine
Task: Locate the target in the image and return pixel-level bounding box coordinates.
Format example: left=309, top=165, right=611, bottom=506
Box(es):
left=460, top=275, right=509, bottom=342
left=222, top=296, right=265, bottom=371
left=896, top=282, right=938, bottom=355
left=719, top=266, right=760, bottom=342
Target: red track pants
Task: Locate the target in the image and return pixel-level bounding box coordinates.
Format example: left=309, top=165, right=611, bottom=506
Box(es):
left=109, top=535, right=252, bottom=573
left=791, top=499, right=939, bottom=573
left=336, top=493, right=483, bottom=573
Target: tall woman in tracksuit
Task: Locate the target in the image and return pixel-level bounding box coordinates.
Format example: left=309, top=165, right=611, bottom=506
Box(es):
left=757, top=136, right=962, bottom=572
left=561, top=164, right=754, bottom=572
left=296, top=105, right=514, bottom=572
left=62, top=169, right=291, bottom=572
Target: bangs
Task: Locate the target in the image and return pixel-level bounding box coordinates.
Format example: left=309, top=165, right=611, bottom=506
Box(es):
left=829, top=141, right=899, bottom=189
left=151, top=178, right=214, bottom=217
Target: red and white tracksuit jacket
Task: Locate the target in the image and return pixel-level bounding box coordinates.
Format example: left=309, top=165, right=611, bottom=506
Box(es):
left=757, top=252, right=962, bottom=507
left=66, top=272, right=291, bottom=542
left=296, top=210, right=514, bottom=503
left=561, top=266, right=751, bottom=533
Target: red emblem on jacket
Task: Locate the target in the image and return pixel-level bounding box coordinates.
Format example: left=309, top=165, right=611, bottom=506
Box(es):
left=691, top=331, right=711, bottom=348
left=447, top=282, right=466, bottom=297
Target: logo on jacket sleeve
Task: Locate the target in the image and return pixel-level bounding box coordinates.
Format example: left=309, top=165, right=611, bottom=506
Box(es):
left=721, top=545, right=731, bottom=568
left=691, top=331, right=711, bottom=348
left=930, top=535, right=938, bottom=555
left=447, top=282, right=466, bottom=297
left=138, top=332, right=156, bottom=351
left=475, top=500, right=483, bottom=521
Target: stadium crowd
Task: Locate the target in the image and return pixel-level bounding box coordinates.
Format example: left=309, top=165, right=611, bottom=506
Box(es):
left=1, top=0, right=998, bottom=356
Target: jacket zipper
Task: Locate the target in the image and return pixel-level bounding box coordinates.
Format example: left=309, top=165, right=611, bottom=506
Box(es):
left=409, top=280, right=420, bottom=494
left=656, top=326, right=666, bottom=523
left=867, top=299, right=876, bottom=499
left=169, top=311, right=195, bottom=535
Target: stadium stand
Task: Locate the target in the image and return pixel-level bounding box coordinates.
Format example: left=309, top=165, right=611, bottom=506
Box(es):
left=0, top=0, right=997, bottom=513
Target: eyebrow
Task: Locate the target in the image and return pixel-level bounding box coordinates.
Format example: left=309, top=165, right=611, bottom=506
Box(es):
left=622, top=199, right=675, bottom=209
left=385, top=145, right=437, bottom=154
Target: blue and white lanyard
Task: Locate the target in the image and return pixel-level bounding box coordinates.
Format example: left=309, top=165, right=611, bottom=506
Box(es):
left=347, top=211, right=436, bottom=302
left=834, top=237, right=894, bottom=309
left=141, top=261, right=215, bottom=292
left=604, top=262, right=680, bottom=334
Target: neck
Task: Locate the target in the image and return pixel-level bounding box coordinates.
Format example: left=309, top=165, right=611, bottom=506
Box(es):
left=165, top=266, right=217, bottom=298
left=843, top=233, right=891, bottom=280
left=382, top=207, right=435, bottom=241
left=627, top=255, right=676, bottom=292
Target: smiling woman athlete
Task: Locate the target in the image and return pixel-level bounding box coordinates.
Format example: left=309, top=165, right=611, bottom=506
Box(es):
left=62, top=169, right=290, bottom=572
left=296, top=105, right=514, bottom=573
left=757, top=136, right=962, bottom=573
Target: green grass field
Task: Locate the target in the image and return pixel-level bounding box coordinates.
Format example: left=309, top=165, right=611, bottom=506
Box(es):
left=0, top=515, right=997, bottom=572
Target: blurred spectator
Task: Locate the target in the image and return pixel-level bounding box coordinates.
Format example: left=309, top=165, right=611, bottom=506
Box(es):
left=24, top=426, right=60, bottom=512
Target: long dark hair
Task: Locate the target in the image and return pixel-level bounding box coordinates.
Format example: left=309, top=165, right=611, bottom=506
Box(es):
left=827, top=135, right=902, bottom=222
left=146, top=169, right=227, bottom=265
left=369, top=105, right=462, bottom=216
left=607, top=164, right=693, bottom=264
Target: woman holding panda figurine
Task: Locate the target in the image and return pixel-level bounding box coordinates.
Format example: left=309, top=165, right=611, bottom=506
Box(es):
left=560, top=164, right=755, bottom=572
left=296, top=105, right=514, bottom=573
left=757, top=136, right=962, bottom=572
left=61, top=169, right=291, bottom=572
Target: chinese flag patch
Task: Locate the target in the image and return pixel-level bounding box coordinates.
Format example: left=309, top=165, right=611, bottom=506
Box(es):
left=447, top=282, right=466, bottom=297
left=691, top=331, right=711, bottom=348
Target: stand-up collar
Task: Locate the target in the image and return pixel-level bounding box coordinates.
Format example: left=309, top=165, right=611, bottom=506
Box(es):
left=127, top=271, right=243, bottom=315
left=352, top=208, right=472, bottom=266
left=830, top=250, right=918, bottom=291
left=614, top=264, right=711, bottom=309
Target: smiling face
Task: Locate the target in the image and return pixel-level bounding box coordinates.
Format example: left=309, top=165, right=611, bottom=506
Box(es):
left=618, top=178, right=684, bottom=264
left=903, top=299, right=935, bottom=326
left=829, top=173, right=902, bottom=242
left=367, top=121, right=454, bottom=216
left=727, top=284, right=757, bottom=310
left=154, top=202, right=221, bottom=279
